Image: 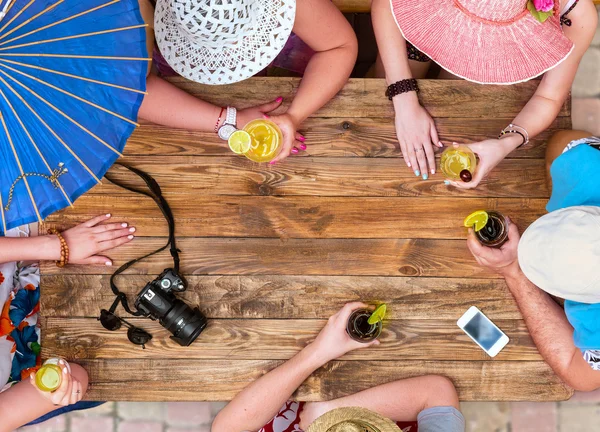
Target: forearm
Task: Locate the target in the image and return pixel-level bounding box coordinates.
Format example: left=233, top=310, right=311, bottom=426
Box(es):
left=286, top=44, right=356, bottom=125
left=0, top=381, right=62, bottom=432
left=138, top=74, right=221, bottom=131
left=213, top=343, right=326, bottom=432
left=0, top=235, right=60, bottom=263
left=504, top=267, right=578, bottom=376
left=511, top=93, right=564, bottom=141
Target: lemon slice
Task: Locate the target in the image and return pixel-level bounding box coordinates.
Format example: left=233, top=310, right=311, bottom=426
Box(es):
left=368, top=304, right=387, bottom=325
left=228, top=130, right=251, bottom=155
left=464, top=210, right=489, bottom=232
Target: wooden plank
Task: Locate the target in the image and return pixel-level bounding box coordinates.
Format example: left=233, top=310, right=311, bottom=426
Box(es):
left=40, top=237, right=497, bottom=278
left=42, top=317, right=540, bottom=361
left=164, top=77, right=571, bottom=119
left=72, top=359, right=572, bottom=402
left=80, top=157, right=550, bottom=198
left=333, top=0, right=370, bottom=13
left=41, top=275, right=521, bottom=319
left=128, top=116, right=571, bottom=158
left=44, top=195, right=548, bottom=239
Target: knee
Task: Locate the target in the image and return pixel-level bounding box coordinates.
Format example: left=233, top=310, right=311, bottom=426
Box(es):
left=69, top=363, right=89, bottom=397
left=423, top=375, right=460, bottom=409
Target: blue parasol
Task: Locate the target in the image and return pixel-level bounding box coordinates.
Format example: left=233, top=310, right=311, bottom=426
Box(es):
left=0, top=0, right=149, bottom=234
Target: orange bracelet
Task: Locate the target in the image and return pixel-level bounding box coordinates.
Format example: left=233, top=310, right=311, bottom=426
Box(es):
left=47, top=228, right=69, bottom=268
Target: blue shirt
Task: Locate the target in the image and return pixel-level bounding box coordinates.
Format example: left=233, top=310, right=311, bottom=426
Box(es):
left=547, top=143, right=600, bottom=350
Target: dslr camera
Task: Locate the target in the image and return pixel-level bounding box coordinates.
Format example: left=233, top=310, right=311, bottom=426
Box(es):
left=134, top=268, right=207, bottom=346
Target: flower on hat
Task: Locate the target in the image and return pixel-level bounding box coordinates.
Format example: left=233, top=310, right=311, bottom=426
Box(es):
left=527, top=0, right=555, bottom=23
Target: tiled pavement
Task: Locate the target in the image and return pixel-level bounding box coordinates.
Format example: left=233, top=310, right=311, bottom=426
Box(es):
left=17, top=7, right=600, bottom=432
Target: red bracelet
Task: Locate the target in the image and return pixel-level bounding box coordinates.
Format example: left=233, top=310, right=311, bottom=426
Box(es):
left=214, top=107, right=225, bottom=134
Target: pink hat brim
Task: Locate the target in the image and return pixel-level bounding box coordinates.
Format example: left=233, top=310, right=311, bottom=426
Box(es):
left=391, top=0, right=574, bottom=85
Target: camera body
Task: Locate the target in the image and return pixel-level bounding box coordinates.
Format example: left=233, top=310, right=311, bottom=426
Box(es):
left=134, top=268, right=207, bottom=346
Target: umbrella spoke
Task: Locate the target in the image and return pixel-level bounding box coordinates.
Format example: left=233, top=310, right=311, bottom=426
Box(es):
left=0, top=58, right=147, bottom=94
left=0, top=0, right=119, bottom=45
left=0, top=73, right=102, bottom=184
left=0, top=111, right=42, bottom=223
left=0, top=52, right=151, bottom=61
left=0, top=24, right=148, bottom=52
left=0, top=85, right=73, bottom=207
left=0, top=0, right=16, bottom=22
left=0, top=0, right=64, bottom=41
left=0, top=188, right=6, bottom=233
left=0, top=68, right=124, bottom=158
left=0, top=0, right=33, bottom=35
left=0, top=62, right=140, bottom=125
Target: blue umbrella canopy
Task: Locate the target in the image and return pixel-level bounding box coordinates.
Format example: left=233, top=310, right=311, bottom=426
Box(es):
left=0, top=0, right=149, bottom=234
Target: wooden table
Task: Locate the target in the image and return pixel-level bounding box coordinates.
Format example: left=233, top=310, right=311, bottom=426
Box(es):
left=40, top=77, right=574, bottom=402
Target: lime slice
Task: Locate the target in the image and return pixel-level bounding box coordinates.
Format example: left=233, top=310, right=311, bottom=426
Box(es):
left=228, top=130, right=251, bottom=155
left=368, top=304, right=387, bottom=325
left=464, top=210, right=489, bottom=232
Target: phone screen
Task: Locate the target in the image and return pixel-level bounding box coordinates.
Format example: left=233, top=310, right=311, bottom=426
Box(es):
left=463, top=311, right=503, bottom=351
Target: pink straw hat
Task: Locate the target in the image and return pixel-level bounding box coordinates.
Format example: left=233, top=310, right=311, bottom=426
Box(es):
left=390, top=0, right=574, bottom=84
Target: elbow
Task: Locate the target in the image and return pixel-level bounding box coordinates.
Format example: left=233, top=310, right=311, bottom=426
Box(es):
left=422, top=375, right=460, bottom=409
left=560, top=374, right=600, bottom=393
left=211, top=411, right=229, bottom=432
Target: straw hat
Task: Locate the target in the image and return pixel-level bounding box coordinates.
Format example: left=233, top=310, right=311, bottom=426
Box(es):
left=307, top=407, right=401, bottom=432
left=390, top=0, right=574, bottom=85
left=154, top=0, right=296, bottom=85
left=518, top=206, right=600, bottom=303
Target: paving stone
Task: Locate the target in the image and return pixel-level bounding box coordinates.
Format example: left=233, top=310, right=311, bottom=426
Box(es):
left=18, top=415, right=66, bottom=432
left=572, top=98, right=600, bottom=136
left=166, top=402, right=213, bottom=427
left=460, top=402, right=510, bottom=432
left=117, top=420, right=163, bottom=432
left=118, top=402, right=166, bottom=421
left=70, top=416, right=114, bottom=432
left=71, top=402, right=116, bottom=417
left=510, top=402, right=556, bottom=432
left=572, top=47, right=600, bottom=98
left=558, top=403, right=600, bottom=431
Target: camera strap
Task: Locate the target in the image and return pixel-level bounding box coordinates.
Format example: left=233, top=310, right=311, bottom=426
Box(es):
left=104, top=163, right=180, bottom=316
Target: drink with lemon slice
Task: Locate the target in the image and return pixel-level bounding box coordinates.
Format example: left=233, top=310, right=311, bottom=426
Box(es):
left=464, top=210, right=508, bottom=248
left=35, top=358, right=63, bottom=392
left=228, top=119, right=283, bottom=163
left=346, top=304, right=386, bottom=343
left=440, top=145, right=477, bottom=182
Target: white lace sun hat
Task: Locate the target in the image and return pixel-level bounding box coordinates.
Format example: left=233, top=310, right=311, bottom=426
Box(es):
left=154, top=0, right=296, bottom=85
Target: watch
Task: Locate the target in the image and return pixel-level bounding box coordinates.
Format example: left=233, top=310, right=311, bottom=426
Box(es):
left=217, top=106, right=237, bottom=140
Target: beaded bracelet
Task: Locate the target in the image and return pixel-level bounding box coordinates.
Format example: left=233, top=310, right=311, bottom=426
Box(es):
left=47, top=228, right=69, bottom=268
left=213, top=107, right=225, bottom=134
left=385, top=79, right=420, bottom=101
left=498, top=124, right=529, bottom=148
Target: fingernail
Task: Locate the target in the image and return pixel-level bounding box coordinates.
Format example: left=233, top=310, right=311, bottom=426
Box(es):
left=431, top=169, right=435, bottom=174
left=444, top=180, right=450, bottom=185
left=276, top=96, right=283, bottom=102
left=269, top=160, right=276, bottom=165
left=58, top=359, right=64, bottom=364
left=106, top=213, right=111, bottom=218
left=129, top=227, right=136, bottom=233
left=121, top=223, right=128, bottom=228
left=414, top=170, right=420, bottom=177
left=263, top=114, right=270, bottom=119
left=438, top=141, right=443, bottom=147
left=105, top=261, right=112, bottom=266
left=422, top=173, right=428, bottom=180
left=128, top=235, right=134, bottom=240
left=63, top=368, right=68, bottom=374
left=407, top=162, right=411, bottom=167
left=299, top=144, right=307, bottom=151
left=298, top=135, right=306, bottom=142
left=291, top=147, right=299, bottom=154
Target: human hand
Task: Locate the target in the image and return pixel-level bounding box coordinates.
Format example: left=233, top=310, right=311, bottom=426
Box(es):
left=310, top=302, right=380, bottom=363
left=445, top=138, right=516, bottom=189
left=266, top=112, right=306, bottom=164
left=53, top=214, right=135, bottom=266
left=236, top=97, right=285, bottom=128
left=467, top=217, right=521, bottom=277
left=30, top=360, right=84, bottom=406
left=393, top=94, right=442, bottom=179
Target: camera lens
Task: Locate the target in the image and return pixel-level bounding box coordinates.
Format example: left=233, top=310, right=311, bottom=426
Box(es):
left=161, top=300, right=208, bottom=346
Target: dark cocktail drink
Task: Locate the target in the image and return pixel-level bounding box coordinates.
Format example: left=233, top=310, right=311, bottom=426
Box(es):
left=346, top=309, right=382, bottom=343
left=475, top=211, right=508, bottom=248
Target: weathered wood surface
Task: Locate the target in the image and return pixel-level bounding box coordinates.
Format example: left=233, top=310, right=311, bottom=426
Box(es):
left=41, top=275, right=520, bottom=319
left=164, top=78, right=571, bottom=119
left=43, top=317, right=541, bottom=361
left=81, top=157, right=549, bottom=198
left=77, top=359, right=572, bottom=402
left=45, top=195, right=547, bottom=239
left=41, top=77, right=570, bottom=402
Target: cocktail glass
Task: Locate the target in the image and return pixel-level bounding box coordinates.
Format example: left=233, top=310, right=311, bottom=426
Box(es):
left=440, top=145, right=477, bottom=181
left=346, top=309, right=382, bottom=343
left=475, top=211, right=509, bottom=248
left=242, top=119, right=283, bottom=163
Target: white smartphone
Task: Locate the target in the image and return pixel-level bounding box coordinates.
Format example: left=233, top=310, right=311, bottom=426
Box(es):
left=457, top=306, right=509, bottom=357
